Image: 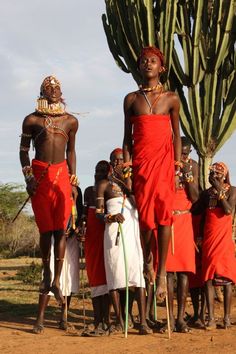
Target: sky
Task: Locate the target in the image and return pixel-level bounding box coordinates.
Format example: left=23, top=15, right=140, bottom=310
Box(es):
left=0, top=0, right=235, bottom=193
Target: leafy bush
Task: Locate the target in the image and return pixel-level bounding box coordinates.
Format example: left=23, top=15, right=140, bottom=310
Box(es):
left=16, top=261, right=42, bottom=284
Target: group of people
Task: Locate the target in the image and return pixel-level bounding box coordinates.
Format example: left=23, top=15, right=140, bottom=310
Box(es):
left=19, top=46, right=236, bottom=336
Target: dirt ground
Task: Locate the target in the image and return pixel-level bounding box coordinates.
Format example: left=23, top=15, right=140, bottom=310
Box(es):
left=1, top=258, right=236, bottom=354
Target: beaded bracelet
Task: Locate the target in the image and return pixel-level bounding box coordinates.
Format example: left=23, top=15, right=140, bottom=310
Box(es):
left=70, top=174, right=79, bottom=186
left=104, top=214, right=113, bottom=223
left=22, top=165, right=34, bottom=183
left=174, top=160, right=183, bottom=169
left=218, top=190, right=226, bottom=200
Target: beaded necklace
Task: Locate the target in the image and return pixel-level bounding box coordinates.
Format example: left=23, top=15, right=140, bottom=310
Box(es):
left=139, top=82, right=162, bottom=92
left=108, top=174, right=124, bottom=197
left=33, top=115, right=69, bottom=149
left=140, top=83, right=163, bottom=113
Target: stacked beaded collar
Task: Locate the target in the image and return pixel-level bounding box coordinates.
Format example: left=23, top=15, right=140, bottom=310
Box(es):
left=139, top=81, right=163, bottom=92
left=36, top=100, right=66, bottom=116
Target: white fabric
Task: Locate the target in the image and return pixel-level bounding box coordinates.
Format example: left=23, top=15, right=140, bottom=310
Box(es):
left=104, top=197, right=145, bottom=291
left=48, top=236, right=80, bottom=296
left=91, top=284, right=108, bottom=298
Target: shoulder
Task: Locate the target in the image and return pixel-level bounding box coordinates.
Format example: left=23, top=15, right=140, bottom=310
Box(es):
left=230, top=186, right=236, bottom=195
left=66, top=113, right=78, bottom=124
left=96, top=179, right=109, bottom=190
left=124, top=91, right=138, bottom=109
left=163, top=91, right=180, bottom=107
left=66, top=113, right=79, bottom=131
left=22, top=112, right=39, bottom=127
left=84, top=186, right=93, bottom=194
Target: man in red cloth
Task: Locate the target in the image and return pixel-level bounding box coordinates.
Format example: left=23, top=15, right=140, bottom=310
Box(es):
left=123, top=46, right=181, bottom=298
left=19, top=76, right=78, bottom=306
left=193, top=162, right=236, bottom=329
left=83, top=160, right=111, bottom=336
left=160, top=137, right=199, bottom=333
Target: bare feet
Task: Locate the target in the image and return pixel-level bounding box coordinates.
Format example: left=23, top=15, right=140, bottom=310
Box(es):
left=176, top=320, right=191, bottom=333
left=160, top=320, right=176, bottom=334
left=39, top=269, right=51, bottom=294
left=205, top=318, right=216, bottom=330
left=156, top=275, right=167, bottom=301
left=50, top=284, right=65, bottom=305
left=32, top=322, right=44, bottom=334
left=223, top=317, right=231, bottom=329
left=139, top=323, right=153, bottom=335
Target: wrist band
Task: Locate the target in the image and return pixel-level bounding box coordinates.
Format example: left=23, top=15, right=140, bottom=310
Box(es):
left=70, top=174, right=79, bottom=186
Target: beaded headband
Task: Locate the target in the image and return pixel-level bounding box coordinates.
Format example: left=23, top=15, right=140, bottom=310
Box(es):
left=40, top=76, right=61, bottom=97
left=209, top=162, right=228, bottom=177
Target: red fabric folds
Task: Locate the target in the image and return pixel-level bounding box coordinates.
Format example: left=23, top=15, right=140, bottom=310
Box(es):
left=202, top=207, right=236, bottom=284
left=85, top=207, right=107, bottom=287
left=166, top=188, right=195, bottom=272
left=31, top=159, right=72, bottom=233
left=131, top=114, right=175, bottom=230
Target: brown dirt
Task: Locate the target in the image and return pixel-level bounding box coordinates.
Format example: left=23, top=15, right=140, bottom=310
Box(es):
left=1, top=258, right=236, bottom=354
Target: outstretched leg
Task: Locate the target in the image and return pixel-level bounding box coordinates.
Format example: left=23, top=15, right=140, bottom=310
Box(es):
left=39, top=231, right=52, bottom=294
left=223, top=283, right=232, bottom=328
left=136, top=287, right=153, bottom=334
left=205, top=280, right=216, bottom=329
left=50, top=230, right=66, bottom=305
left=109, top=289, right=124, bottom=330
left=160, top=272, right=175, bottom=333
left=156, top=225, right=171, bottom=299
left=33, top=294, right=50, bottom=334
left=141, top=230, right=155, bottom=285
left=176, top=272, right=191, bottom=333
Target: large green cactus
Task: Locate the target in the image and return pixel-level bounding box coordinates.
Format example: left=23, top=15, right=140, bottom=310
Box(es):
left=102, top=0, right=236, bottom=188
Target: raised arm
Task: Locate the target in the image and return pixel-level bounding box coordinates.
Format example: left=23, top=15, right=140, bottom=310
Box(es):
left=184, top=160, right=199, bottom=203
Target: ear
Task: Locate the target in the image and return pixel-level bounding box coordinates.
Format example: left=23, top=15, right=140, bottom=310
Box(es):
left=159, top=66, right=166, bottom=74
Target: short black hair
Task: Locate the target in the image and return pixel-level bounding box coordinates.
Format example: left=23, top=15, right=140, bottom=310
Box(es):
left=181, top=136, right=191, bottom=148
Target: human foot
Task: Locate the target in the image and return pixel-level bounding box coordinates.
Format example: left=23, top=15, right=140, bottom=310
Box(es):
left=32, top=322, right=44, bottom=334
left=139, top=323, right=153, bottom=335
left=39, top=268, right=51, bottom=294
left=176, top=320, right=191, bottom=333
left=205, top=318, right=216, bottom=330
left=50, top=284, right=65, bottom=305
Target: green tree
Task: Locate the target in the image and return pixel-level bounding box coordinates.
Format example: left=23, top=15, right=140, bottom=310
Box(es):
left=102, top=0, right=236, bottom=188
left=0, top=183, right=27, bottom=222
left=0, top=183, right=38, bottom=257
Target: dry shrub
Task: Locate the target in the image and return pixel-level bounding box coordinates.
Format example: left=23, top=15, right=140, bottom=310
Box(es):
left=0, top=214, right=39, bottom=257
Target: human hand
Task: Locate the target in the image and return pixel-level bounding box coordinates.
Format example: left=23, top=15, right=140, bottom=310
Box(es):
left=109, top=213, right=125, bottom=223
left=175, top=175, right=180, bottom=190
left=26, top=177, right=37, bottom=196
left=209, top=174, right=221, bottom=191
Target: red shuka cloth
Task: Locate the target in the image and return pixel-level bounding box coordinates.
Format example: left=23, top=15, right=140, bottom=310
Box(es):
left=85, top=207, right=107, bottom=287
left=188, top=214, right=204, bottom=288
left=31, top=159, right=72, bottom=233
left=202, top=207, right=236, bottom=283
left=165, top=188, right=195, bottom=272
left=131, top=114, right=175, bottom=230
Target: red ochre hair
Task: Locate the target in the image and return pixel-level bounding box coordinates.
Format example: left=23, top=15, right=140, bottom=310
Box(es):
left=137, top=46, right=165, bottom=66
